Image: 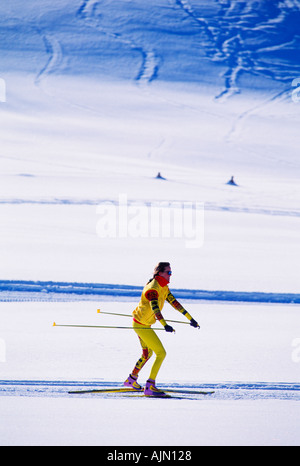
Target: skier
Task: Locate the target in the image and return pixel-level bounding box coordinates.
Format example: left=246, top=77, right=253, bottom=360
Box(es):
left=124, top=262, right=200, bottom=397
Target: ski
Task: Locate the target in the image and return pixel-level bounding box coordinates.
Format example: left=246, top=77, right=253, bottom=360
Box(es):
left=68, top=387, right=142, bottom=394
left=166, top=388, right=215, bottom=395
left=68, top=389, right=186, bottom=399
left=68, top=387, right=214, bottom=395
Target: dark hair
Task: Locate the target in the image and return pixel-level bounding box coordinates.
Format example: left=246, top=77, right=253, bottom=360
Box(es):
left=147, top=262, right=170, bottom=284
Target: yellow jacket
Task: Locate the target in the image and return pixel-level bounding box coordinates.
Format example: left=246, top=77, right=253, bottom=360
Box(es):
left=133, top=276, right=192, bottom=327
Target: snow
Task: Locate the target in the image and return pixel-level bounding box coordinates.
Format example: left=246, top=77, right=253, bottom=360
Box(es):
left=1, top=397, right=299, bottom=447
left=1, top=301, right=299, bottom=383
left=0, top=301, right=299, bottom=446
left=0, top=0, right=300, bottom=447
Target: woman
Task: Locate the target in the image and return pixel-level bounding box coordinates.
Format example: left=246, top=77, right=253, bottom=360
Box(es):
left=124, top=262, right=200, bottom=397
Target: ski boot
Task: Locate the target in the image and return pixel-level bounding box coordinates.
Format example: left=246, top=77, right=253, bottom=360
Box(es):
left=124, top=374, right=142, bottom=391
left=144, top=379, right=168, bottom=397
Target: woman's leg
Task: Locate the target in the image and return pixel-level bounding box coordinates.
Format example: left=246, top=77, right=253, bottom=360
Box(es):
left=131, top=336, right=153, bottom=377
left=133, top=322, right=166, bottom=381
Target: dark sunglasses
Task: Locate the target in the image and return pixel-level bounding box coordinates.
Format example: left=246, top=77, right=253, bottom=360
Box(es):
left=166, top=271, right=172, bottom=275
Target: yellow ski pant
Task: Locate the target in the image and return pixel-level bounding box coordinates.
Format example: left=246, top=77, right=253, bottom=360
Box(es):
left=132, top=320, right=166, bottom=381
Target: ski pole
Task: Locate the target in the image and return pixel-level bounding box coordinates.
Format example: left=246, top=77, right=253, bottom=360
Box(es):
left=97, top=309, right=189, bottom=325
left=97, top=309, right=133, bottom=318
left=53, top=322, right=165, bottom=330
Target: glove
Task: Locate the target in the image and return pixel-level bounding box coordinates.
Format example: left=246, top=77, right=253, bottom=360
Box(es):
left=190, top=318, right=200, bottom=329
left=164, top=324, right=175, bottom=333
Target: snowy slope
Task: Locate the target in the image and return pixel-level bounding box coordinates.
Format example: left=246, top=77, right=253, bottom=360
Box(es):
left=0, top=0, right=300, bottom=447
left=0, top=0, right=299, bottom=292
left=1, top=0, right=300, bottom=176
left=2, top=1, right=300, bottom=87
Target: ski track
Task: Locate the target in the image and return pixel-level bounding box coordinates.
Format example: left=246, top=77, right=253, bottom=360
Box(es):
left=1, top=280, right=300, bottom=304
left=225, top=84, right=293, bottom=143
left=169, top=0, right=300, bottom=144
left=173, top=0, right=300, bottom=100
left=0, top=198, right=299, bottom=219
left=33, top=0, right=161, bottom=121
left=28, top=0, right=300, bottom=146
left=0, top=380, right=299, bottom=401
left=76, top=0, right=160, bottom=86
left=28, top=0, right=300, bottom=97
left=212, top=0, right=300, bottom=141
left=35, top=34, right=63, bottom=86
left=213, top=0, right=300, bottom=99
left=174, top=0, right=214, bottom=40
left=11, top=1, right=300, bottom=102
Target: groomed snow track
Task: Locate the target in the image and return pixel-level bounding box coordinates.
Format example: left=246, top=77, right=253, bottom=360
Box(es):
left=0, top=380, right=299, bottom=401
left=1, top=280, right=300, bottom=304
